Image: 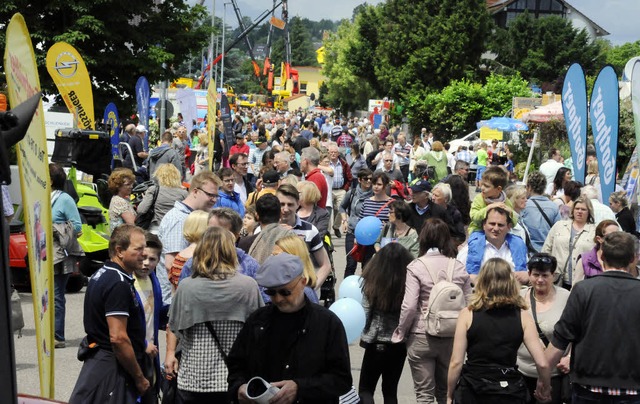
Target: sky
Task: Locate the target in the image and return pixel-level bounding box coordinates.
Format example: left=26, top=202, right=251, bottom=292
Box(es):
left=197, top=0, right=639, bottom=45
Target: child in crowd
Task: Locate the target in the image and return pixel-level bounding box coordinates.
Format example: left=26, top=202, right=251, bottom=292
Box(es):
left=468, top=165, right=517, bottom=234
left=475, top=142, right=489, bottom=192
left=133, top=233, right=169, bottom=404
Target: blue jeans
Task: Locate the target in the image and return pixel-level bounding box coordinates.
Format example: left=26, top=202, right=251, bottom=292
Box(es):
left=54, top=272, right=70, bottom=341
left=573, top=384, right=640, bottom=404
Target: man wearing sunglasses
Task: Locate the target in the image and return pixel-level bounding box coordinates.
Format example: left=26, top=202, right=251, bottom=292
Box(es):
left=228, top=253, right=352, bottom=403
left=156, top=171, right=222, bottom=305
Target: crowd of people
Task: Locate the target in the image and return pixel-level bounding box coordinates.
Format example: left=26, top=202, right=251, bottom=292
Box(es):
left=59, top=110, right=640, bottom=404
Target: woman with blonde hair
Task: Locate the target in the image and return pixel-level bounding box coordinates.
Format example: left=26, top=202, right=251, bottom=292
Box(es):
left=296, top=180, right=330, bottom=239
left=168, top=210, right=210, bottom=290
left=137, top=163, right=188, bottom=233
left=585, top=160, right=601, bottom=200
left=273, top=235, right=319, bottom=303
left=609, top=191, right=636, bottom=235
left=194, top=132, right=210, bottom=176
left=447, top=258, right=551, bottom=403
left=165, top=226, right=263, bottom=403
left=108, top=168, right=136, bottom=231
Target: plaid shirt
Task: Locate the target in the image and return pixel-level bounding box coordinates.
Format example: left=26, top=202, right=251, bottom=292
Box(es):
left=178, top=321, right=244, bottom=393
left=581, top=384, right=639, bottom=396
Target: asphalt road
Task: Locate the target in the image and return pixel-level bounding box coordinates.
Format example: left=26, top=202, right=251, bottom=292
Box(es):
left=13, top=234, right=419, bottom=403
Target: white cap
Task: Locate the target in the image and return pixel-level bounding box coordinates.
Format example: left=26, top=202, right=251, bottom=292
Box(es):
left=135, top=124, right=147, bottom=133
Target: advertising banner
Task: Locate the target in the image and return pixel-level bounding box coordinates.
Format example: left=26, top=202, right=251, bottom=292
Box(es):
left=631, top=60, right=640, bottom=192
left=5, top=13, right=55, bottom=398
left=135, top=76, right=150, bottom=149
left=207, top=80, right=217, bottom=171
left=562, top=63, right=588, bottom=184
left=103, top=103, right=120, bottom=166
left=175, top=88, right=197, bottom=135
left=589, top=65, right=619, bottom=204
left=45, top=42, right=94, bottom=130
left=220, top=94, right=234, bottom=155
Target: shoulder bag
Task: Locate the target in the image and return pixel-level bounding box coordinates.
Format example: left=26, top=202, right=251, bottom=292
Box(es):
left=135, top=183, right=160, bottom=229
left=529, top=289, right=572, bottom=402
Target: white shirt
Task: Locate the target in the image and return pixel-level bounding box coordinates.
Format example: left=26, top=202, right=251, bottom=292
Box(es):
left=234, top=182, right=247, bottom=204
left=539, top=159, right=565, bottom=194
left=458, top=240, right=515, bottom=270
left=590, top=198, right=618, bottom=226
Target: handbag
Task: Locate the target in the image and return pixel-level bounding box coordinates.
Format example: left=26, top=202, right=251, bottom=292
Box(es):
left=348, top=243, right=367, bottom=262
left=135, top=182, right=160, bottom=230
left=11, top=287, right=24, bottom=335
left=455, top=364, right=528, bottom=401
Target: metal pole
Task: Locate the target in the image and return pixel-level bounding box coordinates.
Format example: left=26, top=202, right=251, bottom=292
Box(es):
left=221, top=2, right=227, bottom=90
left=210, top=0, right=216, bottom=89
left=523, top=131, right=538, bottom=184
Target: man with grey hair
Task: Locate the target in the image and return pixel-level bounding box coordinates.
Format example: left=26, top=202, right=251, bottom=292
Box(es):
left=581, top=185, right=617, bottom=225
left=273, top=151, right=292, bottom=178
left=300, top=147, right=328, bottom=208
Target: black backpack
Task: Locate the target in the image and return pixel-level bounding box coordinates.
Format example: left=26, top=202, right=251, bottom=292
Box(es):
left=135, top=184, right=159, bottom=229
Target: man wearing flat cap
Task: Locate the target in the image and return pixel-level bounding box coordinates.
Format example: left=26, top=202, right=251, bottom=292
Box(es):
left=227, top=253, right=352, bottom=403
left=408, top=179, right=451, bottom=233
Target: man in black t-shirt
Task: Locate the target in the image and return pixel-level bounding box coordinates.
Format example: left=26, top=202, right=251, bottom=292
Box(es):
left=70, top=225, right=150, bottom=403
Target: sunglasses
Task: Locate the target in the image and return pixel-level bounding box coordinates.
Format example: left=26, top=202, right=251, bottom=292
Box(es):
left=528, top=255, right=556, bottom=267
left=384, top=159, right=393, bottom=162
left=360, top=177, right=373, bottom=182
left=264, top=277, right=303, bottom=297
left=197, top=187, right=219, bottom=199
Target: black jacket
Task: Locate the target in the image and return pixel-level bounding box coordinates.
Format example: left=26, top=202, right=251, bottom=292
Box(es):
left=408, top=201, right=452, bottom=234
left=227, top=298, right=352, bottom=403
left=616, top=207, right=637, bottom=236
left=552, top=271, right=640, bottom=389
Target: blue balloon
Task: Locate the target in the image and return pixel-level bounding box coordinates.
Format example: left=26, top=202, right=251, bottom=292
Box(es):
left=329, top=297, right=366, bottom=344
left=354, top=216, right=383, bottom=246
left=338, top=275, right=363, bottom=305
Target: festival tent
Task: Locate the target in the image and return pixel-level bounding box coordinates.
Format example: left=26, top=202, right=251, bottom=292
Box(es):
left=523, top=100, right=564, bottom=123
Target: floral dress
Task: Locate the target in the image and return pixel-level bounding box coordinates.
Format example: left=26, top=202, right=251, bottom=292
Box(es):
left=109, top=194, right=136, bottom=231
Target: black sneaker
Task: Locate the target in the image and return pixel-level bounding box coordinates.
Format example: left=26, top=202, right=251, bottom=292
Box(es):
left=334, top=228, right=342, bottom=238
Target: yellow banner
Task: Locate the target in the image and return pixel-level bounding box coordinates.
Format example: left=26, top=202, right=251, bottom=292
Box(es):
left=480, top=126, right=503, bottom=140
left=207, top=79, right=217, bottom=171
left=45, top=42, right=95, bottom=129
left=4, top=13, right=55, bottom=398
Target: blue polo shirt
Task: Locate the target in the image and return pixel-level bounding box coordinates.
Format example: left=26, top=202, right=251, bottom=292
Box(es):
left=83, top=261, right=145, bottom=356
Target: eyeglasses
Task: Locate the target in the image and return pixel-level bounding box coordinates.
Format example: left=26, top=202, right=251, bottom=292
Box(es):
left=197, top=187, right=219, bottom=199
left=264, top=277, right=303, bottom=297
left=236, top=162, right=249, bottom=167
left=360, top=177, right=373, bottom=182
left=384, top=159, right=393, bottom=162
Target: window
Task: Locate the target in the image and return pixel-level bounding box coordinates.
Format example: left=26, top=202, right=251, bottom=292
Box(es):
left=300, top=82, right=308, bottom=94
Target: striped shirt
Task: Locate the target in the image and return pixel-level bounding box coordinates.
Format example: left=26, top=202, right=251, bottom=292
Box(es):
left=358, top=198, right=391, bottom=223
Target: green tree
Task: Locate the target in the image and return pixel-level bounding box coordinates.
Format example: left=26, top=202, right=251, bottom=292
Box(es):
left=321, top=19, right=375, bottom=113
left=289, top=17, right=317, bottom=66
left=604, top=40, right=640, bottom=77
left=406, top=74, right=531, bottom=139
left=373, top=0, right=490, bottom=99
left=488, top=13, right=605, bottom=87
left=0, top=0, right=211, bottom=114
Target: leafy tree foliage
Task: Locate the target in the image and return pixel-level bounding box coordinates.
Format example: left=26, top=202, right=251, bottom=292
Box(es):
left=321, top=19, right=375, bottom=113
left=604, top=40, right=640, bottom=77
left=406, top=74, right=531, bottom=139
left=488, top=12, right=605, bottom=88
left=0, top=0, right=211, bottom=114
left=372, top=0, right=490, bottom=99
